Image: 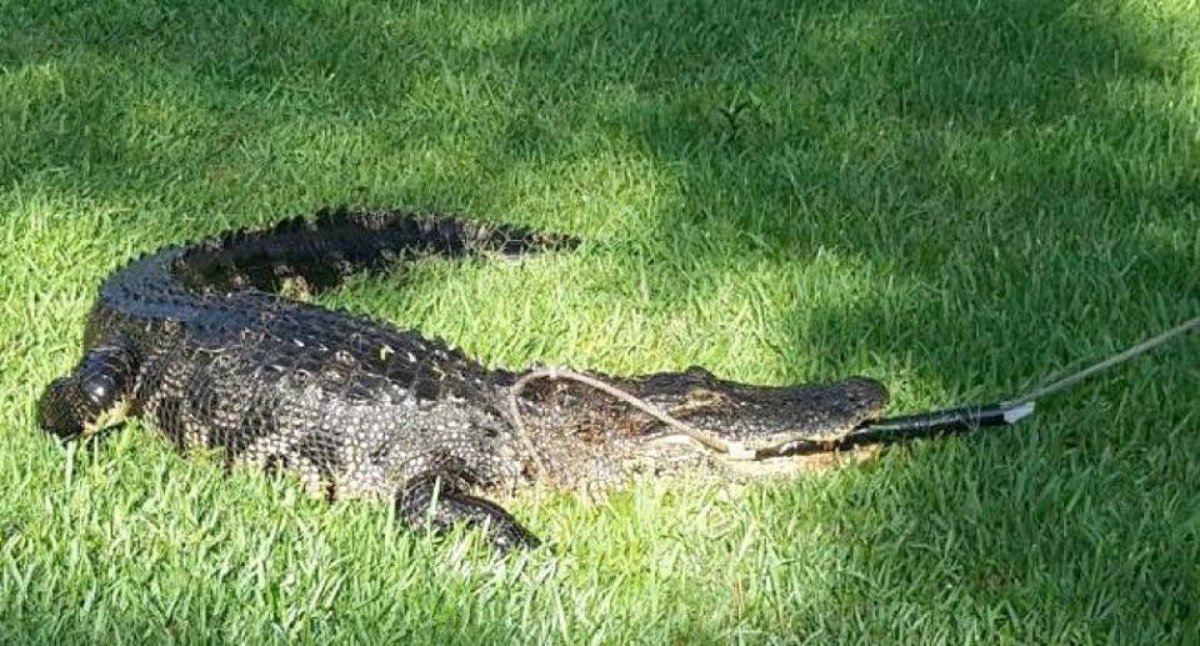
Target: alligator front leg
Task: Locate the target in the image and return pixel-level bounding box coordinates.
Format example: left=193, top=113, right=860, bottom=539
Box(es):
left=396, top=472, right=540, bottom=552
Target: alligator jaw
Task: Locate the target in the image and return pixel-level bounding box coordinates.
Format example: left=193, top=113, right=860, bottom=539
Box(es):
left=81, top=398, right=132, bottom=438
left=644, top=422, right=866, bottom=463
left=639, top=427, right=882, bottom=480
left=723, top=443, right=883, bottom=477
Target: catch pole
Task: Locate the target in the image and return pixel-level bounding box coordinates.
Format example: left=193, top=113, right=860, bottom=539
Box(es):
left=837, top=315, right=1200, bottom=449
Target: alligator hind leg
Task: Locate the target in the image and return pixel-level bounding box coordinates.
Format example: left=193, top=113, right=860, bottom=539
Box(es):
left=38, top=342, right=139, bottom=439
left=396, top=472, right=540, bottom=552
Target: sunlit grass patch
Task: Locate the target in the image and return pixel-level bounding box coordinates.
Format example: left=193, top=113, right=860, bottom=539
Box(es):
left=1, top=0, right=1197, bottom=642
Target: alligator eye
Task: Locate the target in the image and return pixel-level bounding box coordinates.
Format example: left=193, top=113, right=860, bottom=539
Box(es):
left=685, top=388, right=723, bottom=405
left=80, top=373, right=116, bottom=409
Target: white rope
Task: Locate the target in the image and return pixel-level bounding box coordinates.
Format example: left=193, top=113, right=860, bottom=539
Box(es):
left=1005, top=315, right=1200, bottom=407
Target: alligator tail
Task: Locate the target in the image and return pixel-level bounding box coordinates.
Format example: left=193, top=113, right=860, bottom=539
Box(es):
left=172, top=207, right=577, bottom=294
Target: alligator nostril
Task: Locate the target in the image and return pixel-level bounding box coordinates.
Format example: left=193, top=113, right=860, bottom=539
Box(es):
left=36, top=380, right=84, bottom=438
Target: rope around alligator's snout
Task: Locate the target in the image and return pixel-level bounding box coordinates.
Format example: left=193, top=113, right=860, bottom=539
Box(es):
left=506, top=367, right=736, bottom=481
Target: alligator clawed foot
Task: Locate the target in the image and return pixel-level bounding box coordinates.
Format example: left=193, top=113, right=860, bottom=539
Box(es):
left=396, top=472, right=542, bottom=553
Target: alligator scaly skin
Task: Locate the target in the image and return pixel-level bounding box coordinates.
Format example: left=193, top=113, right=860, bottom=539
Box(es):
left=38, top=208, right=888, bottom=550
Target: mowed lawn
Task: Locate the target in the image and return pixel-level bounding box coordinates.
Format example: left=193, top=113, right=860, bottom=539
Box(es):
left=1, top=0, right=1198, bottom=642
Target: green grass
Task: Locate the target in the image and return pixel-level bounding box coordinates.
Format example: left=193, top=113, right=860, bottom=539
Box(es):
left=2, top=0, right=1198, bottom=642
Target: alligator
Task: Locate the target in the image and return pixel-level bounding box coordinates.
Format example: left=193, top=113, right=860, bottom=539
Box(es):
left=37, top=208, right=889, bottom=551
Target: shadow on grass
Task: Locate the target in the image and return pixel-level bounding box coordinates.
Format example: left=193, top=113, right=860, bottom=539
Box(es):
left=2, top=0, right=1197, bottom=640
left=490, top=2, right=1200, bottom=638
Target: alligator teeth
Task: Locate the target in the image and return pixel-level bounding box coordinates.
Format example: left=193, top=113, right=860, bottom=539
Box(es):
left=82, top=398, right=132, bottom=436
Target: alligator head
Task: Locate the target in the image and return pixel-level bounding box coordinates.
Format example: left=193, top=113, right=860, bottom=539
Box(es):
left=507, top=366, right=890, bottom=490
